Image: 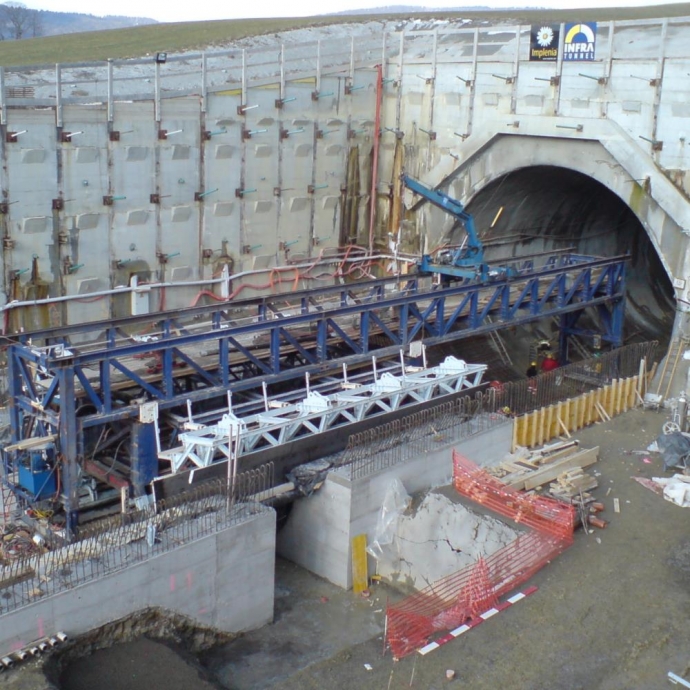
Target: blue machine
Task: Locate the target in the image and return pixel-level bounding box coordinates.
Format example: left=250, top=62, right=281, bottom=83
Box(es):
left=18, top=449, right=56, bottom=501
left=402, top=174, right=513, bottom=282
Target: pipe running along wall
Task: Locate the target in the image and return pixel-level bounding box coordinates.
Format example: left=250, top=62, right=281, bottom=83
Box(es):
left=463, top=165, right=675, bottom=344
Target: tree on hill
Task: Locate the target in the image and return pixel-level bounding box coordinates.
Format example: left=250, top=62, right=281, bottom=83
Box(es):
left=0, top=2, right=43, bottom=39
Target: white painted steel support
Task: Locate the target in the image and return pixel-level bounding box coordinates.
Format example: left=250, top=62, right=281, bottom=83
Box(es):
left=55, top=63, right=62, bottom=128
left=158, top=357, right=487, bottom=474
left=107, top=59, right=113, bottom=122
left=510, top=26, right=520, bottom=115
left=467, top=28, right=479, bottom=137
left=241, top=48, right=247, bottom=106
left=279, top=44, right=285, bottom=101
left=201, top=52, right=207, bottom=113
left=396, top=31, right=404, bottom=129
left=554, top=23, right=564, bottom=115
left=0, top=67, right=6, bottom=126
left=651, top=18, right=668, bottom=153
left=154, top=60, right=161, bottom=122
left=316, top=40, right=321, bottom=92
left=669, top=671, right=690, bottom=688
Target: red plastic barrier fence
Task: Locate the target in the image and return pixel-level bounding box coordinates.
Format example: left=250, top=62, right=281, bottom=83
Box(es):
left=452, top=450, right=576, bottom=541
left=385, top=452, right=576, bottom=659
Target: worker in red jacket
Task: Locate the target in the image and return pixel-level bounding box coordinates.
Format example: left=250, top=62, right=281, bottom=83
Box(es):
left=541, top=352, right=559, bottom=373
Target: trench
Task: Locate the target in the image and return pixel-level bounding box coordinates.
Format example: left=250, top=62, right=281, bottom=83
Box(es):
left=464, top=165, right=675, bottom=349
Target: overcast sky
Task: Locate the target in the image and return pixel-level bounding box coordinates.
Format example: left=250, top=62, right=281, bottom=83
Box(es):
left=31, top=0, right=686, bottom=24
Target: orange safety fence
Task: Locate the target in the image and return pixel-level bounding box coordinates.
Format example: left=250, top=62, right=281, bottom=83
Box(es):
left=385, top=452, right=576, bottom=659
left=452, top=450, right=576, bottom=541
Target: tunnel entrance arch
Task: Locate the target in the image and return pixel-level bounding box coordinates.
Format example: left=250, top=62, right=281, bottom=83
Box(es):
left=462, top=164, right=675, bottom=345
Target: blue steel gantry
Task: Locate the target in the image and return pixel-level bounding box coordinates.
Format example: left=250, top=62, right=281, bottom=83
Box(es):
left=3, top=250, right=627, bottom=536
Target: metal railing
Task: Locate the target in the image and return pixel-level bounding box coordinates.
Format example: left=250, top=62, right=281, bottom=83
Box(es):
left=0, top=463, right=274, bottom=617
left=346, top=394, right=508, bottom=480
left=345, top=342, right=658, bottom=480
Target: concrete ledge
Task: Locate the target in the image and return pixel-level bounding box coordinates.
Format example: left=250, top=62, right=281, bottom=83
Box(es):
left=0, top=507, right=276, bottom=653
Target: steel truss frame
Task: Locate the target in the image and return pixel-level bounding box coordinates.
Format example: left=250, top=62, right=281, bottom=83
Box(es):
left=159, top=357, right=487, bottom=473
left=4, top=252, right=627, bottom=534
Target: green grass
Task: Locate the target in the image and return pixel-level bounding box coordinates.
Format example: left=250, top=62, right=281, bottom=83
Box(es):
left=1, top=4, right=689, bottom=68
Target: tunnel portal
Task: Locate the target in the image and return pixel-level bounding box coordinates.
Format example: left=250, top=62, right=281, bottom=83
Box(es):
left=464, top=165, right=675, bottom=346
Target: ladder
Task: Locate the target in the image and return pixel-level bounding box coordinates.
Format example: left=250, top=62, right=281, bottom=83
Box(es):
left=550, top=316, right=591, bottom=360
left=655, top=336, right=690, bottom=402
left=486, top=316, right=513, bottom=366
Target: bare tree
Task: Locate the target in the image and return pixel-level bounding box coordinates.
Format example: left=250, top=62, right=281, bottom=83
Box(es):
left=0, top=2, right=41, bottom=40
left=27, top=8, right=41, bottom=37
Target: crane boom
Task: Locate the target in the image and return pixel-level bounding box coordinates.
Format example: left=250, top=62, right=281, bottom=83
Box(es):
left=402, top=174, right=489, bottom=281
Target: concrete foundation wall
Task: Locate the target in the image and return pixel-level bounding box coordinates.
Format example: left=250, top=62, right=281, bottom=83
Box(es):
left=277, top=421, right=512, bottom=588
left=3, top=18, right=690, bottom=328
left=0, top=508, right=276, bottom=653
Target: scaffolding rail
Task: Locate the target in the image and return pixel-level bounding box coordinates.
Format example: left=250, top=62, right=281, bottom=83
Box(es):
left=343, top=341, right=657, bottom=480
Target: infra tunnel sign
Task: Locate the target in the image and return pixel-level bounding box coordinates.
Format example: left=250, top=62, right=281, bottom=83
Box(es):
left=530, top=25, right=559, bottom=61
left=564, top=22, right=597, bottom=61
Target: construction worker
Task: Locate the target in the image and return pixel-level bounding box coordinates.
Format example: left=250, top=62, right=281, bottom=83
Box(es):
left=526, top=361, right=538, bottom=396
left=541, top=352, right=559, bottom=373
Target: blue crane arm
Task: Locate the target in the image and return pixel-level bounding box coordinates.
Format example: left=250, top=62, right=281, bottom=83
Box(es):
left=401, top=174, right=483, bottom=260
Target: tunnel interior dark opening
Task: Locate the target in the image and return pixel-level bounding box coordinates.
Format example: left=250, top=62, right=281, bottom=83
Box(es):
left=460, top=164, right=675, bottom=345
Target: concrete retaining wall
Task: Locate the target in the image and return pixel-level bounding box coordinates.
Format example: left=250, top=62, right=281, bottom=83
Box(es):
left=3, top=18, right=690, bottom=327
left=277, top=421, right=512, bottom=588
left=0, top=507, right=276, bottom=653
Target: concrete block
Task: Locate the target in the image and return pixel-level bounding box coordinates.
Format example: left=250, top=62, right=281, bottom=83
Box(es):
left=125, top=146, right=148, bottom=162
left=127, top=210, right=149, bottom=225
left=172, top=145, right=191, bottom=160
left=21, top=149, right=47, bottom=164
left=171, top=206, right=192, bottom=222
left=215, top=144, right=235, bottom=159
left=75, top=147, right=100, bottom=163
left=22, top=216, right=49, bottom=234
left=213, top=201, right=234, bottom=216
left=76, top=213, right=101, bottom=230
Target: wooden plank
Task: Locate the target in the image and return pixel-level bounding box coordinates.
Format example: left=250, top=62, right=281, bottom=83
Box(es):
left=546, top=404, right=554, bottom=444
left=557, top=415, right=571, bottom=438
left=537, top=440, right=579, bottom=457
left=594, top=388, right=606, bottom=420
left=516, top=415, right=525, bottom=449
left=621, top=377, right=628, bottom=411
left=509, top=446, right=600, bottom=491
left=529, top=410, right=538, bottom=449
left=588, top=391, right=596, bottom=425
left=351, top=533, right=369, bottom=594
left=596, top=402, right=610, bottom=422
left=615, top=378, right=624, bottom=416
left=537, top=407, right=545, bottom=447
left=578, top=394, right=586, bottom=429
left=628, top=376, right=637, bottom=409
left=511, top=417, right=518, bottom=453
left=604, top=381, right=614, bottom=417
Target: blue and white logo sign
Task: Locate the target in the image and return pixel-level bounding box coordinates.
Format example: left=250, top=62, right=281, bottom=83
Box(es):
left=563, top=22, right=597, bottom=61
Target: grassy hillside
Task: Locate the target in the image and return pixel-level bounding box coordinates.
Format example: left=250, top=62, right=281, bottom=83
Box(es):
left=0, top=4, right=689, bottom=67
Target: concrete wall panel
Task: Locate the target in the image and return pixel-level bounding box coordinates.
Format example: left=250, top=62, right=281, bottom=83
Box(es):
left=3, top=19, right=690, bottom=326
left=0, top=509, right=275, bottom=653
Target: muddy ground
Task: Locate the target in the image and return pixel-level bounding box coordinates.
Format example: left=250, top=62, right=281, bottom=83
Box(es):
left=5, top=406, right=690, bottom=690
left=209, top=407, right=690, bottom=690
